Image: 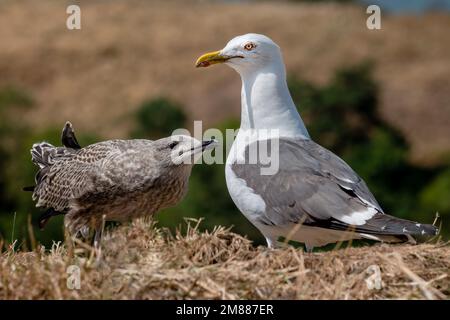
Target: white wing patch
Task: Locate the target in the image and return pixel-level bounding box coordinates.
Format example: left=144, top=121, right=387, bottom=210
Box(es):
left=338, top=207, right=377, bottom=225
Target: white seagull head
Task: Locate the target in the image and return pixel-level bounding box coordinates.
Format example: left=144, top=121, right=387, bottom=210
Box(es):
left=196, top=33, right=309, bottom=137
left=196, top=33, right=282, bottom=75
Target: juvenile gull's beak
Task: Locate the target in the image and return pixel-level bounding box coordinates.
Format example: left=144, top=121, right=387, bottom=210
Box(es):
left=195, top=51, right=243, bottom=68
left=201, top=139, right=218, bottom=150
left=188, top=139, right=218, bottom=155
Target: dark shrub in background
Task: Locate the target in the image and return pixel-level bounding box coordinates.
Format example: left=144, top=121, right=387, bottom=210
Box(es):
left=132, top=97, right=186, bottom=139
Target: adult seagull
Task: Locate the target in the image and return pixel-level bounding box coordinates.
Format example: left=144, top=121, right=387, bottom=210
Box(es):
left=196, top=33, right=438, bottom=250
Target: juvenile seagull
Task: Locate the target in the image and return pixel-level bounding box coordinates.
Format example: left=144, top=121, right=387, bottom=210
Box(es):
left=28, top=122, right=216, bottom=244
left=196, top=34, right=438, bottom=250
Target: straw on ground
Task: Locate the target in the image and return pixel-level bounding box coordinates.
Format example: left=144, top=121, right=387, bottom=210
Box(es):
left=0, top=219, right=448, bottom=299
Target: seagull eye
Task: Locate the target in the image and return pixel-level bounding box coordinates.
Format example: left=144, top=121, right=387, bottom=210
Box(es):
left=244, top=42, right=256, bottom=51
left=169, top=141, right=179, bottom=149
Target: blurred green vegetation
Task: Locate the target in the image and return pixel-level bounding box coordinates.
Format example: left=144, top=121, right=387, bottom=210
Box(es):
left=131, top=98, right=186, bottom=139
left=0, top=62, right=448, bottom=249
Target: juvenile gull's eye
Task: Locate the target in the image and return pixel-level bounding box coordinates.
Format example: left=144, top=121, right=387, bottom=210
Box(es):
left=169, top=141, right=178, bottom=149
left=244, top=42, right=256, bottom=51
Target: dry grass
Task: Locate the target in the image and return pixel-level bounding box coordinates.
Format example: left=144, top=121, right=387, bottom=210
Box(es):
left=0, top=219, right=448, bottom=300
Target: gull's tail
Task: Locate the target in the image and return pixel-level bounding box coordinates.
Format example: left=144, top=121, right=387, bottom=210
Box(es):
left=25, top=121, right=81, bottom=193
left=61, top=121, right=81, bottom=149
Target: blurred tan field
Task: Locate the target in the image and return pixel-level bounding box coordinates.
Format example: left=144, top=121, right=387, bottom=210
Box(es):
left=1, top=0, right=449, bottom=165
left=0, top=220, right=448, bottom=299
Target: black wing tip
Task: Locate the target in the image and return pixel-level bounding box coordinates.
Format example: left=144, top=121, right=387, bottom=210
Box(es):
left=305, top=214, right=440, bottom=239
left=23, top=185, right=35, bottom=192
left=418, top=223, right=439, bottom=237
left=391, top=219, right=439, bottom=237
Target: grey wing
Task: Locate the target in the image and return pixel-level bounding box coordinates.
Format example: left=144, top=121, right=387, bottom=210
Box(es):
left=297, top=139, right=382, bottom=211
left=231, top=138, right=383, bottom=228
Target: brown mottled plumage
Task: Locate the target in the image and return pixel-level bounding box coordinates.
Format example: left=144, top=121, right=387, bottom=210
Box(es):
left=29, top=122, right=216, bottom=244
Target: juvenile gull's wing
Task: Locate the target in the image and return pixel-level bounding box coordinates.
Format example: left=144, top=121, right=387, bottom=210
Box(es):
left=33, top=139, right=165, bottom=213
left=32, top=141, right=117, bottom=211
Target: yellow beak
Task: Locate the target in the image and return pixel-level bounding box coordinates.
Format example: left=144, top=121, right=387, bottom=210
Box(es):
left=195, top=50, right=228, bottom=68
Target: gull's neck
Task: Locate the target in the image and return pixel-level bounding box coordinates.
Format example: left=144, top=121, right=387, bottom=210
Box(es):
left=238, top=60, right=310, bottom=139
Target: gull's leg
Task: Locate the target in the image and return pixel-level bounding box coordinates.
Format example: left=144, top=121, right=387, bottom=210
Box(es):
left=92, top=215, right=106, bottom=250
left=305, top=243, right=314, bottom=253
left=92, top=227, right=103, bottom=265
left=93, top=228, right=103, bottom=249
left=266, top=237, right=289, bottom=249
left=265, top=237, right=278, bottom=249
